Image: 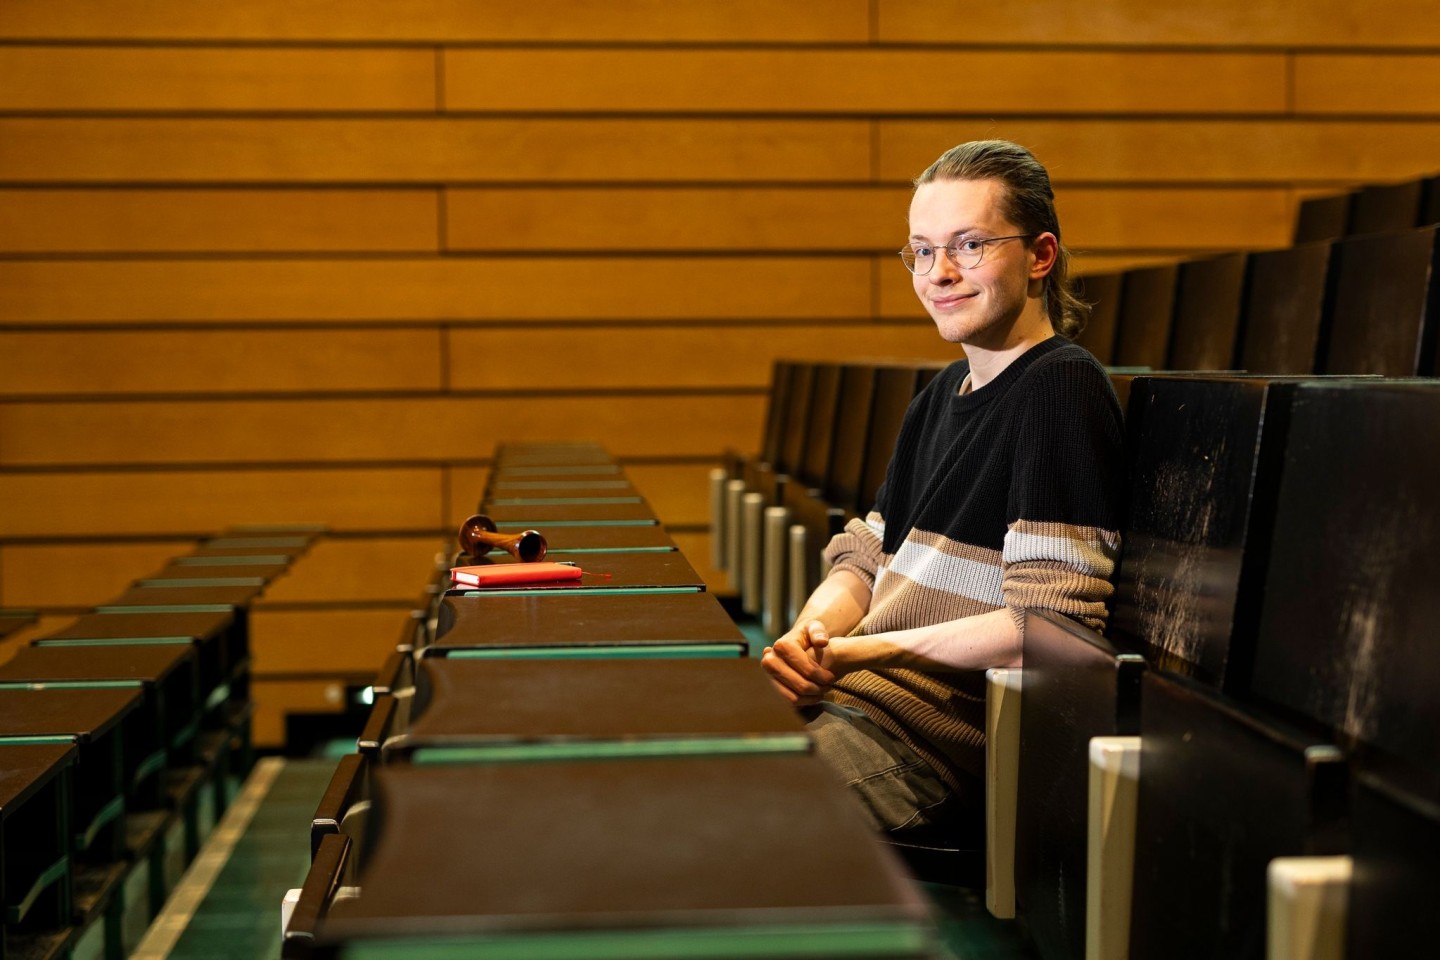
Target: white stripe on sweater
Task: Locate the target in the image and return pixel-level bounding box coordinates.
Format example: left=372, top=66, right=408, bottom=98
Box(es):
left=878, top=539, right=1005, bottom=607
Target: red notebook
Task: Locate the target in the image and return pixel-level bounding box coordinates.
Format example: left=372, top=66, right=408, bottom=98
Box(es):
left=450, top=562, right=583, bottom=587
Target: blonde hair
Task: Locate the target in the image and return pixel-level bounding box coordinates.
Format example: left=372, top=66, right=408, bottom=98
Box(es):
left=915, top=140, right=1089, bottom=339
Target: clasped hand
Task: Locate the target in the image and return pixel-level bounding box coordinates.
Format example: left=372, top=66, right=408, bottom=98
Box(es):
left=761, top=620, right=841, bottom=707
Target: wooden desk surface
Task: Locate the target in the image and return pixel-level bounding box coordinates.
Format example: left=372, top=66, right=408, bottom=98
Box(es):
left=445, top=550, right=704, bottom=595
left=484, top=492, right=644, bottom=507
left=187, top=543, right=309, bottom=559
left=45, top=609, right=233, bottom=642
left=321, top=755, right=931, bottom=953
left=0, top=687, right=141, bottom=742
left=462, top=524, right=677, bottom=556
left=493, top=444, right=614, bottom=468
left=104, top=583, right=265, bottom=607
left=395, top=658, right=804, bottom=758
left=0, top=742, right=77, bottom=817
left=487, top=465, right=625, bottom=482
left=482, top=501, right=659, bottom=525
left=143, top=562, right=286, bottom=583
left=428, top=591, right=744, bottom=655
left=487, top=478, right=638, bottom=494
left=172, top=554, right=296, bottom=568
left=204, top=535, right=315, bottom=550
left=0, top=643, right=195, bottom=687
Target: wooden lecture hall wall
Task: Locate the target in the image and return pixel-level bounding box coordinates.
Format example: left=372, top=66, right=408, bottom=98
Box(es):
left=1, top=1, right=1437, bottom=747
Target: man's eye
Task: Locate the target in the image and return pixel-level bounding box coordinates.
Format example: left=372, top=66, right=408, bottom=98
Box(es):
left=913, top=245, right=934, bottom=258
left=956, top=239, right=984, bottom=254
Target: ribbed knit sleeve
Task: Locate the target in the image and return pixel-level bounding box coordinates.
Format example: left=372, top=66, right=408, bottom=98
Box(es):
left=1002, top=355, right=1124, bottom=633
left=822, top=512, right=886, bottom=590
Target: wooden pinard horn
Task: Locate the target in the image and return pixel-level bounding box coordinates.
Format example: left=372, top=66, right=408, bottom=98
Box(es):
left=458, top=514, right=547, bottom=563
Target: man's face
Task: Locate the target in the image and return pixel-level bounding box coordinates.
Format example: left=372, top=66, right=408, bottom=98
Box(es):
left=907, top=177, right=1038, bottom=348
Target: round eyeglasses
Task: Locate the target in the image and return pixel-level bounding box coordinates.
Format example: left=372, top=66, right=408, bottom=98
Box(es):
left=898, top=234, right=1035, bottom=275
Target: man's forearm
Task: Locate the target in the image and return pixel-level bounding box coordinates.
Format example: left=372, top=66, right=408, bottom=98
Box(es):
left=788, top=568, right=872, bottom=639
left=829, top=607, right=1022, bottom=674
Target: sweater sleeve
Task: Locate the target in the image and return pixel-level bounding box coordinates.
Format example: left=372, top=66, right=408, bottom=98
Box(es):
left=821, top=511, right=886, bottom=590
left=1001, top=356, right=1125, bottom=633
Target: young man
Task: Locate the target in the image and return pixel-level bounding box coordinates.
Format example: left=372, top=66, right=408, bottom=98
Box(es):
left=761, top=140, right=1124, bottom=838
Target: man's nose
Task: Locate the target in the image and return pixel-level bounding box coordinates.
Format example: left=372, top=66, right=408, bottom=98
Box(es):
left=928, top=251, right=961, bottom=284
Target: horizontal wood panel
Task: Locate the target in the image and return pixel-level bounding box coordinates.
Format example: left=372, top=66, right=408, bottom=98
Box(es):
left=445, top=187, right=905, bottom=252
left=0, top=468, right=442, bottom=536
left=0, top=257, right=870, bottom=323
left=4, top=0, right=1432, bottom=46
left=0, top=1, right=870, bottom=43
left=874, top=0, right=1440, bottom=47
left=7, top=118, right=1429, bottom=187
left=613, top=464, right=715, bottom=528
left=1068, top=253, right=1196, bottom=277
left=1057, top=188, right=1294, bottom=249
left=444, top=49, right=1286, bottom=114
left=445, top=186, right=1295, bottom=252
left=251, top=678, right=350, bottom=750
left=0, top=394, right=767, bottom=465
left=0, top=47, right=436, bottom=112
left=0, top=118, right=870, bottom=183
left=251, top=606, right=406, bottom=674
left=0, top=329, right=442, bottom=396
left=447, top=324, right=957, bottom=391
left=0, top=541, right=190, bottom=607
left=878, top=120, right=1440, bottom=185
left=1294, top=55, right=1440, bottom=116
left=0, top=189, right=438, bottom=254
left=257, top=535, right=446, bottom=603
left=445, top=466, right=489, bottom=525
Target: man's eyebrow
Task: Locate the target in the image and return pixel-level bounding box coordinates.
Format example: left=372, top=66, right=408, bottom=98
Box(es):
left=908, top=228, right=977, bottom=242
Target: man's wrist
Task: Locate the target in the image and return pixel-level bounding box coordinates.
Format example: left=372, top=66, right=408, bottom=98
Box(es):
left=825, top=633, right=875, bottom=675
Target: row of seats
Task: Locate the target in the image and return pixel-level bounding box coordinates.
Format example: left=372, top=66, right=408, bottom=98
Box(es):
left=996, top=374, right=1440, bottom=960
left=714, top=360, right=946, bottom=639
left=0, top=526, right=317, bottom=960
left=1070, top=171, right=1439, bottom=376
left=1293, top=174, right=1440, bottom=244
left=282, top=444, right=945, bottom=960
left=719, top=361, right=1440, bottom=958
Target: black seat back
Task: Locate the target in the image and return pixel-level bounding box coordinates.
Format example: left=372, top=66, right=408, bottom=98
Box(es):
left=823, top=365, right=878, bottom=516
left=1237, top=241, right=1335, bottom=375
left=1112, top=376, right=1295, bottom=689
left=1245, top=382, right=1440, bottom=800
left=1294, top=191, right=1353, bottom=243
left=1113, top=264, right=1178, bottom=370
left=797, top=364, right=842, bottom=490
left=1072, top=271, right=1123, bottom=364
left=1324, top=225, right=1440, bottom=377
left=1168, top=253, right=1248, bottom=371
left=1350, top=179, right=1425, bottom=235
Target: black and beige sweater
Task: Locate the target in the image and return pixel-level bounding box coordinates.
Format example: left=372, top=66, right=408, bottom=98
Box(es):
left=822, top=336, right=1124, bottom=789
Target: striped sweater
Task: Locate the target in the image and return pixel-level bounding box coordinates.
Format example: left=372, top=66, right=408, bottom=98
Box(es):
left=822, top=337, right=1124, bottom=788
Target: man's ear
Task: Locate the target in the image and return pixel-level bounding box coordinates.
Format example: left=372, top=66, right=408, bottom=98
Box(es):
left=1029, top=232, right=1059, bottom=280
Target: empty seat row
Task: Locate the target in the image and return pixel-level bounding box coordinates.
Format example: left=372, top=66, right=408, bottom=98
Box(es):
left=1293, top=173, right=1440, bottom=244
left=0, top=526, right=317, bottom=960
left=1075, top=224, right=1440, bottom=377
